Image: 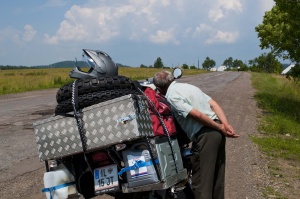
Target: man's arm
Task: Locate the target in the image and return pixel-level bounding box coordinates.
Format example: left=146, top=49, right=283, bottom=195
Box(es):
left=208, top=99, right=239, bottom=137
left=188, top=108, right=226, bottom=134
left=188, top=100, right=239, bottom=138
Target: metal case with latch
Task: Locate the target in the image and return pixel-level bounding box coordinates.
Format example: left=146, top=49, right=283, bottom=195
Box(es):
left=34, top=94, right=154, bottom=161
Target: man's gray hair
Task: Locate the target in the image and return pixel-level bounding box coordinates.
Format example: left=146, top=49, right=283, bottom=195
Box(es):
left=153, top=71, right=174, bottom=90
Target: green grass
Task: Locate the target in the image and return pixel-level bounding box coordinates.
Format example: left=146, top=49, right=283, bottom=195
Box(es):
left=0, top=68, right=73, bottom=95
left=262, top=186, right=287, bottom=199
left=251, top=72, right=300, bottom=162
left=0, top=67, right=209, bottom=95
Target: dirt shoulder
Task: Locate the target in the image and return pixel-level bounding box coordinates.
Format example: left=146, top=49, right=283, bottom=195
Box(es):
left=213, top=72, right=299, bottom=199
left=211, top=72, right=271, bottom=198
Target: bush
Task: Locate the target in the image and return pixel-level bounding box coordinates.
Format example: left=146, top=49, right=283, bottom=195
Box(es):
left=286, top=63, right=300, bottom=83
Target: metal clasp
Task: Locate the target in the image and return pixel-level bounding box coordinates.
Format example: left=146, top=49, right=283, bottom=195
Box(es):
left=117, top=114, right=136, bottom=124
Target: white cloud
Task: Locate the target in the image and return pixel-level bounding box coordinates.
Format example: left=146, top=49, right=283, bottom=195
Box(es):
left=221, top=0, right=243, bottom=12
left=44, top=0, right=245, bottom=46
left=150, top=29, right=179, bottom=45
left=208, top=0, right=243, bottom=22
left=45, top=5, right=122, bottom=44
left=0, top=26, right=35, bottom=44
left=259, top=0, right=275, bottom=12
left=23, top=25, right=37, bottom=42
left=193, top=23, right=212, bottom=37
left=208, top=9, right=224, bottom=22
left=44, top=1, right=183, bottom=45
left=191, top=23, right=240, bottom=44
left=45, top=21, right=89, bottom=44
left=206, top=30, right=239, bottom=44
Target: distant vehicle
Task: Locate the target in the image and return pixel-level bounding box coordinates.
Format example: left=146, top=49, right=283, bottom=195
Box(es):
left=217, top=65, right=226, bottom=71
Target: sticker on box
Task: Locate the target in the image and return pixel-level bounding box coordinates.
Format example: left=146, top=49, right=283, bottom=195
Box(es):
left=127, top=155, right=148, bottom=177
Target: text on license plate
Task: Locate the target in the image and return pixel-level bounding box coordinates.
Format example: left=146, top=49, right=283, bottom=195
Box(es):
left=94, top=164, right=119, bottom=193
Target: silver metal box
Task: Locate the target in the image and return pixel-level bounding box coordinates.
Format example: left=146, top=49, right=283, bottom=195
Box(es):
left=121, top=137, right=187, bottom=193
left=34, top=94, right=154, bottom=161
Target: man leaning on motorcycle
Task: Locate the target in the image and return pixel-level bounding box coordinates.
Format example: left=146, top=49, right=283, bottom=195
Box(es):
left=153, top=70, right=239, bottom=199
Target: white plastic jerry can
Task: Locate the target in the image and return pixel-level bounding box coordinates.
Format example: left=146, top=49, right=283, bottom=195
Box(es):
left=43, top=169, right=77, bottom=199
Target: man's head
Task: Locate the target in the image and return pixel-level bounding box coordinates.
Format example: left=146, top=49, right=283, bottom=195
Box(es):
left=153, top=70, right=174, bottom=95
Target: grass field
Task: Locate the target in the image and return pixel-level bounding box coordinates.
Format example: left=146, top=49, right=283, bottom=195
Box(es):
left=251, top=73, right=300, bottom=162
left=0, top=67, right=208, bottom=95
left=251, top=72, right=300, bottom=198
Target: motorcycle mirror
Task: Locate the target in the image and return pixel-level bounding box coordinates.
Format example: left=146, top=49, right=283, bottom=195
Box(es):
left=173, top=68, right=182, bottom=79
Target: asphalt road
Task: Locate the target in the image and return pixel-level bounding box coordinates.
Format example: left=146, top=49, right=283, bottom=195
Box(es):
left=0, top=72, right=268, bottom=198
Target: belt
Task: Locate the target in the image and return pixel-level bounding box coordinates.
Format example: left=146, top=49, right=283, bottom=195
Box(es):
left=193, top=119, right=221, bottom=139
left=214, top=119, right=221, bottom=123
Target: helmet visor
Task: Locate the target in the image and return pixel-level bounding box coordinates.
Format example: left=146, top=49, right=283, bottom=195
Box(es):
left=82, top=51, right=96, bottom=69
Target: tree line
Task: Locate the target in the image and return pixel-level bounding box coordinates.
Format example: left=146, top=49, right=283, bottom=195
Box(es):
left=142, top=53, right=283, bottom=73
left=0, top=61, right=131, bottom=70
left=0, top=65, right=32, bottom=70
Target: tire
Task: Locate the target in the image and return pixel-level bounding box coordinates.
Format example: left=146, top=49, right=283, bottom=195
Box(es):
left=56, top=76, right=133, bottom=103
left=55, top=88, right=140, bottom=114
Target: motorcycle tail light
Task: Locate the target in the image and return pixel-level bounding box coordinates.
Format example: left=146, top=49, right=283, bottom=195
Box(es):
left=92, top=152, right=109, bottom=162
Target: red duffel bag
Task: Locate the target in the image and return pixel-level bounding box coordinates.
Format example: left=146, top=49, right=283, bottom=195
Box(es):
left=144, top=87, right=177, bottom=136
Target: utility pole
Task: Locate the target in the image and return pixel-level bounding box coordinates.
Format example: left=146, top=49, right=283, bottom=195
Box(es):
left=198, top=56, right=199, bottom=69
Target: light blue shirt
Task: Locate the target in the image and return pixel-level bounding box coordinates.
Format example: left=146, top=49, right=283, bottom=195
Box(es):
left=165, top=81, right=217, bottom=140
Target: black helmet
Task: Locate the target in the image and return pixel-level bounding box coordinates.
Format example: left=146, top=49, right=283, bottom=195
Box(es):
left=69, top=49, right=118, bottom=79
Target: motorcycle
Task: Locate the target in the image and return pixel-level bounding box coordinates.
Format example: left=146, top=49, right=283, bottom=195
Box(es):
left=42, top=135, right=193, bottom=199
left=34, top=50, right=193, bottom=199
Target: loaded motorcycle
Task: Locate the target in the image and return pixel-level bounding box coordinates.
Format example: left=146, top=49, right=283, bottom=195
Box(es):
left=33, top=49, right=193, bottom=199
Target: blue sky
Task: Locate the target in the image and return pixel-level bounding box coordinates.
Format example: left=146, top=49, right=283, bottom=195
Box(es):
left=0, top=0, right=276, bottom=67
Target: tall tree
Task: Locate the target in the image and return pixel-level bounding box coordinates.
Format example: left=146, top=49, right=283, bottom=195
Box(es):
left=232, top=59, right=244, bottom=68
left=140, top=64, right=147, bottom=68
left=154, top=57, right=164, bottom=68
left=255, top=1, right=300, bottom=63
left=202, top=57, right=216, bottom=70
left=249, top=52, right=282, bottom=73
left=287, top=63, right=300, bottom=83
left=223, top=57, right=233, bottom=68
left=182, top=64, right=189, bottom=69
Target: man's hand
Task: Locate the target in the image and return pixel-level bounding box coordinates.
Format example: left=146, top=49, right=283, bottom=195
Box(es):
left=209, top=99, right=240, bottom=138
left=226, top=134, right=240, bottom=138
left=219, top=123, right=240, bottom=138
left=188, top=108, right=240, bottom=138
left=224, top=123, right=239, bottom=138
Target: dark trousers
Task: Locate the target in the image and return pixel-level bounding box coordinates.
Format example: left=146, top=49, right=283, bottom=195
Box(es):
left=191, top=126, right=226, bottom=199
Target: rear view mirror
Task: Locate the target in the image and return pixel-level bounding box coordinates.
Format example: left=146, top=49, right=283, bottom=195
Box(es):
left=173, top=68, right=182, bottom=79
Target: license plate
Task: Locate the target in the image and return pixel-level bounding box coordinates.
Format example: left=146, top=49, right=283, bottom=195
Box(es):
left=94, top=164, right=119, bottom=194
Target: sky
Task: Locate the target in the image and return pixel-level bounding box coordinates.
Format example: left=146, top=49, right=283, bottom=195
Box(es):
left=0, top=0, right=276, bottom=68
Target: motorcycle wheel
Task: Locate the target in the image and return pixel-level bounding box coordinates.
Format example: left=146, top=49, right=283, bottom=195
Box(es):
left=56, top=76, right=133, bottom=103
left=55, top=88, right=139, bottom=114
